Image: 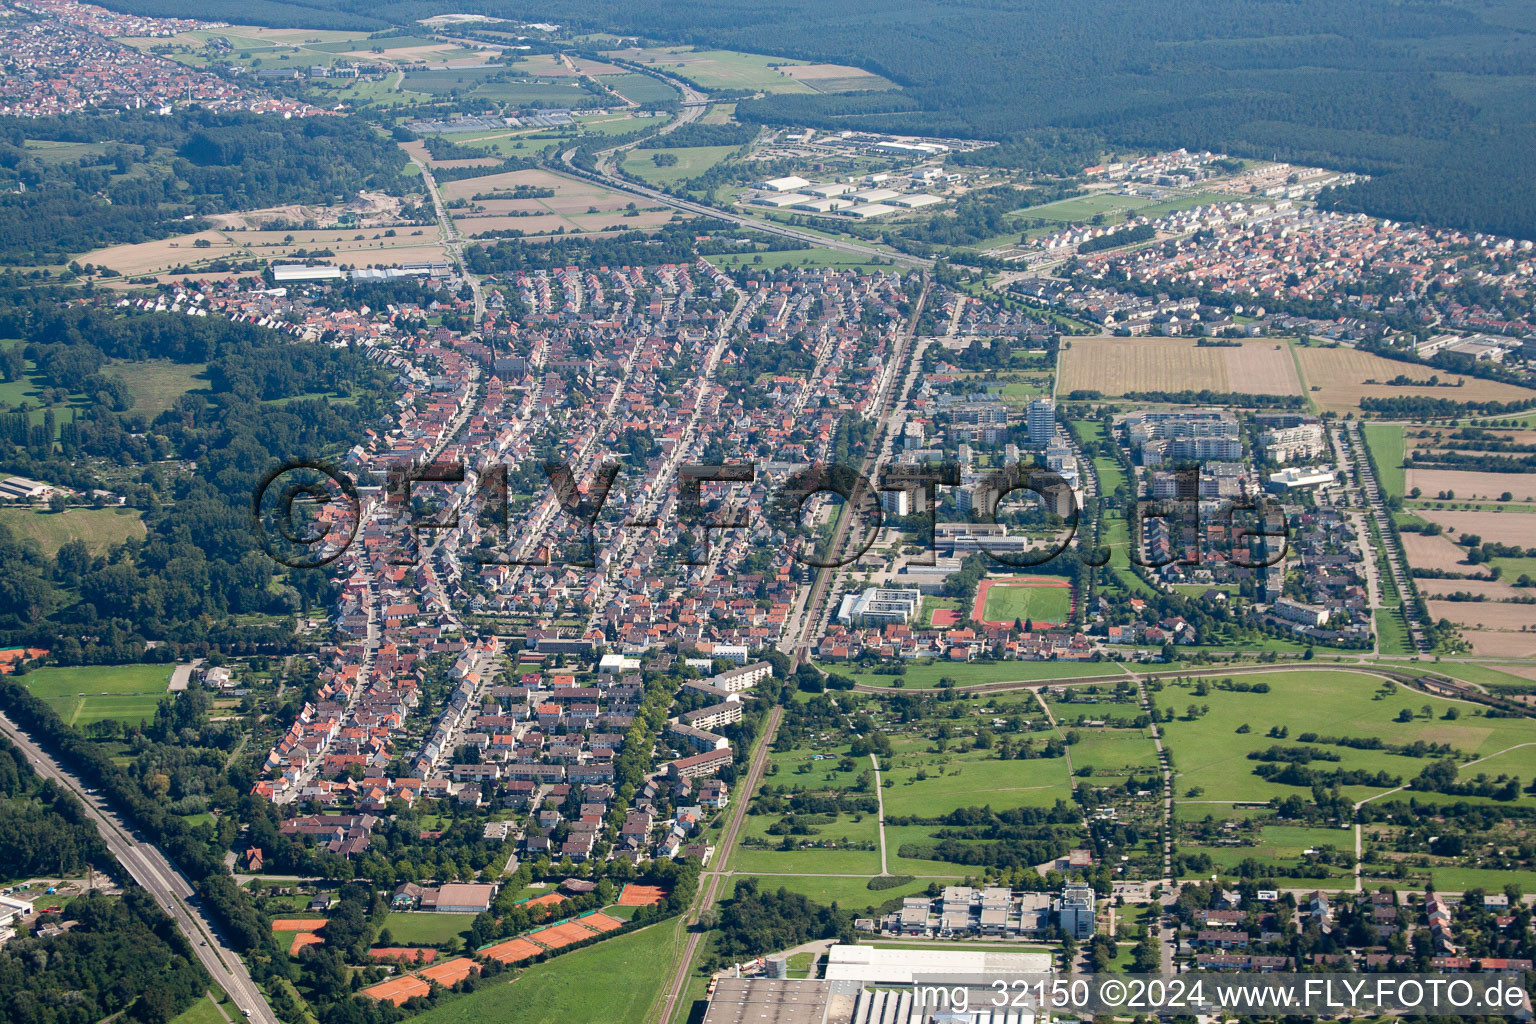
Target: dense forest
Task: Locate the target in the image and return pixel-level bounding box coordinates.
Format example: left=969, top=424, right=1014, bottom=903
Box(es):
left=0, top=111, right=411, bottom=264
left=0, top=287, right=395, bottom=650
left=0, top=733, right=104, bottom=879
left=0, top=889, right=210, bottom=1024
left=93, top=0, right=1536, bottom=238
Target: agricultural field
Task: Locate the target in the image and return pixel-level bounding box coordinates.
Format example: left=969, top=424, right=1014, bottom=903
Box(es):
left=709, top=248, right=897, bottom=274
left=1292, top=345, right=1536, bottom=415
left=621, top=145, right=738, bottom=186
left=879, top=740, right=1073, bottom=817
left=1058, top=337, right=1302, bottom=398
left=402, top=68, right=592, bottom=106
left=444, top=169, right=676, bottom=240
left=1417, top=509, right=1536, bottom=546
left=1405, top=468, right=1536, bottom=503
left=727, top=873, right=940, bottom=911
left=1180, top=817, right=1355, bottom=886
left=108, top=358, right=207, bottom=418
left=1008, top=190, right=1232, bottom=226
left=0, top=507, right=145, bottom=556
left=19, top=664, right=173, bottom=727
left=777, top=63, right=896, bottom=93
left=815, top=658, right=1125, bottom=689
left=1361, top=423, right=1405, bottom=497
left=1454, top=630, right=1536, bottom=659
left=81, top=224, right=448, bottom=278
left=604, top=73, right=683, bottom=106
left=602, top=46, right=819, bottom=93
left=509, top=54, right=624, bottom=77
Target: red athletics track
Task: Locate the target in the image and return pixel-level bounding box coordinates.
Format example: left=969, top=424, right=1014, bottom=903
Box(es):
left=971, top=575, right=1074, bottom=628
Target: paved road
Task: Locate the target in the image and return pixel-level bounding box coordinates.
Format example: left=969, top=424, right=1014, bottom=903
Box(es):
left=407, top=150, right=485, bottom=327
left=0, top=711, right=277, bottom=1024
left=870, top=753, right=889, bottom=876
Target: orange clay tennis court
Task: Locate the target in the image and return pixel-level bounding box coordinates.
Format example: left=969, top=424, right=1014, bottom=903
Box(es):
left=361, top=976, right=430, bottom=1006
left=288, top=932, right=323, bottom=956
left=271, top=918, right=327, bottom=932
left=578, top=912, right=624, bottom=933
left=418, top=957, right=480, bottom=987
left=480, top=936, right=544, bottom=964
left=528, top=920, right=596, bottom=950
left=617, top=884, right=668, bottom=906
left=524, top=892, right=567, bottom=915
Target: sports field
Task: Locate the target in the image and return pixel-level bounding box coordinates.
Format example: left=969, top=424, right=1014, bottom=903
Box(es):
left=974, top=575, right=1074, bottom=627
left=21, top=664, right=172, bottom=726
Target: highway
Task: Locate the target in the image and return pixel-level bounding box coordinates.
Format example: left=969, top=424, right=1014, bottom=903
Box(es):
left=0, top=710, right=278, bottom=1024
left=556, top=66, right=932, bottom=271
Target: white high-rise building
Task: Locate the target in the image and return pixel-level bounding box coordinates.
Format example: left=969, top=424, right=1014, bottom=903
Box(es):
left=1028, top=397, right=1056, bottom=449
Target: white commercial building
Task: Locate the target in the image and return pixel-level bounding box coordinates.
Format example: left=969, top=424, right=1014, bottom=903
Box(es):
left=848, top=187, right=901, bottom=203
left=1267, top=467, right=1336, bottom=492
left=755, top=175, right=812, bottom=192
left=845, top=204, right=897, bottom=220
left=887, top=193, right=944, bottom=208
left=823, top=944, right=1052, bottom=985
left=272, top=264, right=345, bottom=282
left=792, top=196, right=849, bottom=214
left=751, top=193, right=805, bottom=208
left=804, top=182, right=855, bottom=197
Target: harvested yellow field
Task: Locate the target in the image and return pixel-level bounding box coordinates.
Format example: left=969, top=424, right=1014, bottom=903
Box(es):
left=83, top=231, right=227, bottom=276
left=1058, top=337, right=1301, bottom=398
left=1427, top=601, right=1535, bottom=631
left=1420, top=509, right=1536, bottom=546
left=1417, top=578, right=1518, bottom=600
left=82, top=222, right=447, bottom=276
left=441, top=169, right=623, bottom=207
left=1405, top=469, right=1536, bottom=502
left=1460, top=629, right=1536, bottom=658
left=1399, top=531, right=1472, bottom=573
left=1293, top=345, right=1536, bottom=414
left=777, top=63, right=895, bottom=91
left=398, top=140, right=499, bottom=171
left=445, top=169, right=679, bottom=240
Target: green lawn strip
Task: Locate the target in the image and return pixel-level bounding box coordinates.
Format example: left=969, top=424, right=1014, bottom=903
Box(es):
left=1362, top=423, right=1406, bottom=498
